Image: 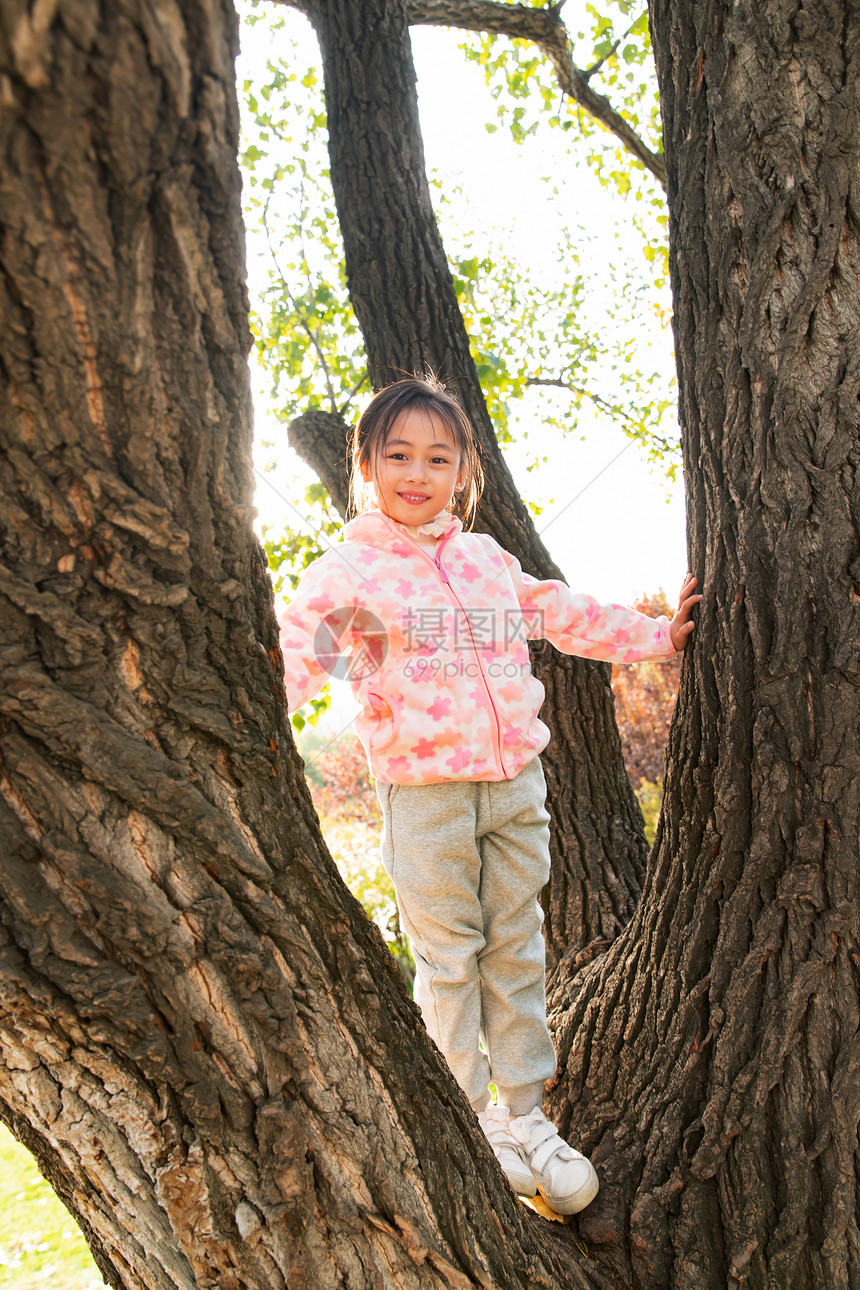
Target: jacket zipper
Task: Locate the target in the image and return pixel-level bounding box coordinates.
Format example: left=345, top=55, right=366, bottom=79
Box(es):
left=400, top=524, right=509, bottom=779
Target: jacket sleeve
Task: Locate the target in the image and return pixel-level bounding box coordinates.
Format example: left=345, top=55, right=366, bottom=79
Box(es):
left=276, top=550, right=358, bottom=711
left=500, top=546, right=676, bottom=664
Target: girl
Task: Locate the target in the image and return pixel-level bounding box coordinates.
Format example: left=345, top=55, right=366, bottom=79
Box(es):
left=278, top=376, right=700, bottom=1215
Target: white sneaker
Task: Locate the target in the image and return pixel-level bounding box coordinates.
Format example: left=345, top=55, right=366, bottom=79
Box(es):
left=477, top=1106, right=537, bottom=1197
left=508, top=1107, right=599, bottom=1215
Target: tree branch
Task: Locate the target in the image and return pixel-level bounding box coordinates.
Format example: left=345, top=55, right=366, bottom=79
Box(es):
left=582, top=11, right=642, bottom=81
left=262, top=195, right=340, bottom=416
left=526, top=376, right=679, bottom=456
left=287, top=408, right=354, bottom=517
left=404, top=0, right=667, bottom=188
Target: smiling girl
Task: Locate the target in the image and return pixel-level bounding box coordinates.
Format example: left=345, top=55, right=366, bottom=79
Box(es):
left=278, top=375, right=700, bottom=1214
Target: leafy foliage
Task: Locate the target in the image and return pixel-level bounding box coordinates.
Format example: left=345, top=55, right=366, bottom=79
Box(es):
left=458, top=3, right=671, bottom=306
left=444, top=222, right=675, bottom=464
left=241, top=22, right=365, bottom=424
left=239, top=2, right=677, bottom=469
left=261, top=482, right=341, bottom=731
left=461, top=3, right=662, bottom=191
left=262, top=482, right=341, bottom=599
left=634, top=776, right=663, bottom=845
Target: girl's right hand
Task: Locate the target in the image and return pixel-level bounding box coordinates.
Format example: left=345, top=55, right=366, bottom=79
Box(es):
left=670, top=574, right=702, bottom=651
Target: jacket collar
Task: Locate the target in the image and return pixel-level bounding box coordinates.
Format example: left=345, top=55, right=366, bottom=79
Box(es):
left=343, top=508, right=463, bottom=549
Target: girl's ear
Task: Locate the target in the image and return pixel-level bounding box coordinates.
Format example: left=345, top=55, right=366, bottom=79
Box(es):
left=358, top=456, right=371, bottom=483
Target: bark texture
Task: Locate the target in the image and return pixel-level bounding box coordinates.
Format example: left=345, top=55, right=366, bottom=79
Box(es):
left=288, top=0, right=653, bottom=967
left=546, top=3, right=860, bottom=1286
left=288, top=407, right=352, bottom=518
left=0, top=2, right=598, bottom=1285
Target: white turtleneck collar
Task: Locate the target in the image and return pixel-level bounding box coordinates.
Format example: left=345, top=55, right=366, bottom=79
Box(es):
left=390, top=510, right=454, bottom=542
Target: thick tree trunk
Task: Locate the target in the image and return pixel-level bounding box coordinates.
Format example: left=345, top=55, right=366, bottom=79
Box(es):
left=546, top=3, right=860, bottom=1286
left=0, top=2, right=597, bottom=1285
left=289, top=0, right=651, bottom=965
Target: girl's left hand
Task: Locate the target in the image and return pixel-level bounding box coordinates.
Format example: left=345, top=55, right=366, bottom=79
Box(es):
left=670, top=574, right=702, bottom=651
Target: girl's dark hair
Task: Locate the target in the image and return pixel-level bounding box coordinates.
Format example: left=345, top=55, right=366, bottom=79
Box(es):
left=350, top=375, right=484, bottom=527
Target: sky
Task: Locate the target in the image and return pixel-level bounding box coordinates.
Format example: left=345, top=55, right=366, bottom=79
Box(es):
left=237, top=4, right=689, bottom=611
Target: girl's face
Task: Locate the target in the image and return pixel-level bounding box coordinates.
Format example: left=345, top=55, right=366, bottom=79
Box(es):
left=361, top=408, right=464, bottom=527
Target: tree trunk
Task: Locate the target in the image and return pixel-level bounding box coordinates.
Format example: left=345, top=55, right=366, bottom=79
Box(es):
left=290, top=0, right=651, bottom=965
left=0, top=2, right=597, bottom=1285
left=546, top=3, right=860, bottom=1286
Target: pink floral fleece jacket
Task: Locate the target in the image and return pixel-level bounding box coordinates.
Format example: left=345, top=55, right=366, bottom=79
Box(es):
left=278, top=509, right=676, bottom=785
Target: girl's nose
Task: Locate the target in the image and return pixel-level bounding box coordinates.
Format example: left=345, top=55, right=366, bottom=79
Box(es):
left=405, top=462, right=428, bottom=482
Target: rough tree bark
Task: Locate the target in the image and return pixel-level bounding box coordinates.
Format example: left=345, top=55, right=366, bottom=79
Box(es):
left=545, top=2, right=860, bottom=1286
left=0, top=1, right=598, bottom=1286
left=284, top=0, right=653, bottom=968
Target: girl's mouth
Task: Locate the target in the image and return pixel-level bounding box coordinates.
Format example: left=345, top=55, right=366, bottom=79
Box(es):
left=399, top=492, right=431, bottom=505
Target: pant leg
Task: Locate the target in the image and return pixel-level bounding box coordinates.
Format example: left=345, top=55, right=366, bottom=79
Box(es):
left=476, top=757, right=557, bottom=1101
left=376, top=780, right=491, bottom=1106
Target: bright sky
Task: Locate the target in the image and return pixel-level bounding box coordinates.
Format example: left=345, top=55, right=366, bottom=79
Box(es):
left=238, top=5, right=689, bottom=608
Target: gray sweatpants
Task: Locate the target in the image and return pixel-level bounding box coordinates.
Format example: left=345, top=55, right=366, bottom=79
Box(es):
left=376, top=756, right=557, bottom=1113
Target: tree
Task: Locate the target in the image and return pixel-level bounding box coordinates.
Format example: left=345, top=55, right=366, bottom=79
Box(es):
left=2, top=2, right=858, bottom=1290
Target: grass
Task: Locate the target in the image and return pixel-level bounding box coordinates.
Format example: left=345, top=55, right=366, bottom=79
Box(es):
left=0, top=1124, right=107, bottom=1289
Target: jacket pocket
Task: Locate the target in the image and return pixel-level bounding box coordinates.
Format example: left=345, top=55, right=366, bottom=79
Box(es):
left=366, top=689, right=400, bottom=754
